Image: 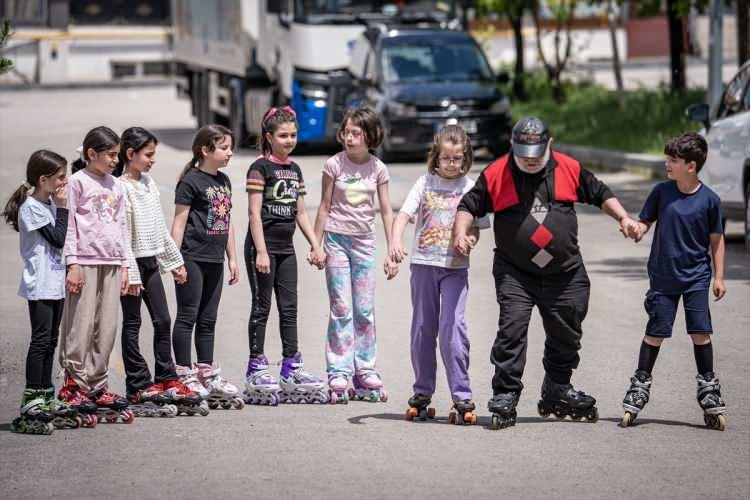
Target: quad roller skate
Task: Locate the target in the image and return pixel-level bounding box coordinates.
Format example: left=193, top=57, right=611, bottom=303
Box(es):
left=621, top=370, right=652, bottom=427
left=41, top=388, right=82, bottom=429
left=127, top=383, right=178, bottom=418
left=10, top=389, right=55, bottom=435
left=537, top=376, right=598, bottom=423
left=175, top=365, right=211, bottom=415
left=196, top=362, right=245, bottom=410
left=162, top=378, right=209, bottom=416
left=328, top=373, right=349, bottom=404
left=405, top=394, right=435, bottom=421
left=90, top=388, right=135, bottom=424
left=278, top=353, right=329, bottom=404
left=448, top=399, right=477, bottom=425
left=243, top=355, right=280, bottom=406
left=696, top=372, right=727, bottom=431
left=488, top=392, right=519, bottom=430
left=348, top=369, right=388, bottom=402
left=57, top=376, right=98, bottom=427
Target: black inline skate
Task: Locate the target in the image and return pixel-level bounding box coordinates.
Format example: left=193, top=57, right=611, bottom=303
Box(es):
left=488, top=392, right=519, bottom=430
left=696, top=372, right=727, bottom=431
left=621, top=370, right=652, bottom=427
left=537, top=376, right=598, bottom=422
left=405, top=394, right=435, bottom=421
left=448, top=399, right=477, bottom=425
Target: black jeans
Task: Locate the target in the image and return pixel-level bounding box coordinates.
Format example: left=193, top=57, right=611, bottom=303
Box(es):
left=172, top=259, right=224, bottom=366
left=120, top=256, right=177, bottom=393
left=245, top=244, right=298, bottom=358
left=26, top=299, right=64, bottom=389
left=491, top=257, right=590, bottom=395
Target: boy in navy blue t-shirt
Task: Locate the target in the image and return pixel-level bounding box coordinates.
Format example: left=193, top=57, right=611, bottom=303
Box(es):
left=621, top=132, right=728, bottom=430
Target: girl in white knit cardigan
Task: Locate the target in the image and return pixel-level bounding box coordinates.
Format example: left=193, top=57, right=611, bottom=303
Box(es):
left=114, top=127, right=204, bottom=416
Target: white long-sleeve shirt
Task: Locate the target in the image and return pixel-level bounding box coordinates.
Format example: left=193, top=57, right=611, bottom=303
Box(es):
left=121, top=173, right=183, bottom=284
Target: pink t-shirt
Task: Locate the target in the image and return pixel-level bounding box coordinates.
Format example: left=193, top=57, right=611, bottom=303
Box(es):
left=323, top=151, right=390, bottom=236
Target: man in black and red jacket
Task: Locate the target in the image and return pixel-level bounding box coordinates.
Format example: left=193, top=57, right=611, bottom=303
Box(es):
left=454, top=116, right=638, bottom=429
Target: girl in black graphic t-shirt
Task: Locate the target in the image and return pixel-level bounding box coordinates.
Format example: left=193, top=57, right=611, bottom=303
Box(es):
left=243, top=106, right=328, bottom=405
left=171, top=124, right=244, bottom=410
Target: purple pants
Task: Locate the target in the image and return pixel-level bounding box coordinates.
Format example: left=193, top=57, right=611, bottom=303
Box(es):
left=410, top=264, right=471, bottom=401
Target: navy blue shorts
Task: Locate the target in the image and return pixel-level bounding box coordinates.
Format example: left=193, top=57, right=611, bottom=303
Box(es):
left=644, top=288, right=713, bottom=338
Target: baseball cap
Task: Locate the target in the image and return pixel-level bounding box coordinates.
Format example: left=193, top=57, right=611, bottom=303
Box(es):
left=511, top=116, right=550, bottom=158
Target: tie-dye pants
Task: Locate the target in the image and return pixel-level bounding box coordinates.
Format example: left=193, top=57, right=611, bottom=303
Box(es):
left=324, top=232, right=377, bottom=377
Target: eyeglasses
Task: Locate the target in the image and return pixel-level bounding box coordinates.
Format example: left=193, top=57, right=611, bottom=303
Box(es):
left=438, top=156, right=464, bottom=166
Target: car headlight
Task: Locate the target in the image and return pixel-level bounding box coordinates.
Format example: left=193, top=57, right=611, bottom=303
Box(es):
left=299, top=84, right=328, bottom=100
left=489, top=97, right=510, bottom=115
left=386, top=100, right=417, bottom=118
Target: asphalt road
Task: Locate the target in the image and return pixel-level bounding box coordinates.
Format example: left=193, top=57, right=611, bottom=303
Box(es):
left=0, top=86, right=748, bottom=500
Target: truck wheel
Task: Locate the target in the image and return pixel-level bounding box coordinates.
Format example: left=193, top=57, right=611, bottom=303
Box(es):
left=745, top=183, right=750, bottom=253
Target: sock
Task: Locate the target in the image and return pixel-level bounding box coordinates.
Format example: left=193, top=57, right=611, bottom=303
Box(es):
left=693, top=342, right=714, bottom=376
left=637, top=341, right=661, bottom=374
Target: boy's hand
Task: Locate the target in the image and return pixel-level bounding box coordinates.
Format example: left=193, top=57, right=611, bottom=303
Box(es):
left=384, top=258, right=399, bottom=280
left=619, top=216, right=638, bottom=240
left=633, top=222, right=649, bottom=242
left=454, top=233, right=475, bottom=256
left=713, top=278, right=726, bottom=301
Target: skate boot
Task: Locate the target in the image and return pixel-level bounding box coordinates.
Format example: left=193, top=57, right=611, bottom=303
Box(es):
left=537, top=375, right=598, bottom=422
left=405, top=393, right=435, bottom=421
left=89, top=388, right=135, bottom=424
left=10, top=389, right=55, bottom=435
left=196, top=362, right=245, bottom=410
left=328, top=373, right=349, bottom=404
left=41, top=388, right=82, bottom=429
left=696, top=372, right=727, bottom=431
left=127, top=383, right=178, bottom=418
left=278, top=353, right=329, bottom=404
left=58, top=376, right=98, bottom=427
left=163, top=378, right=209, bottom=416
left=348, top=369, right=388, bottom=402
left=175, top=364, right=211, bottom=415
left=621, top=370, right=652, bottom=427
left=488, top=392, right=519, bottom=430
left=243, top=355, right=280, bottom=406
left=448, top=399, right=477, bottom=425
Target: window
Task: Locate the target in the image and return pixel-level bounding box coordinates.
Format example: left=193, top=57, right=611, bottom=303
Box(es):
left=718, top=64, right=750, bottom=119
left=0, top=0, right=47, bottom=26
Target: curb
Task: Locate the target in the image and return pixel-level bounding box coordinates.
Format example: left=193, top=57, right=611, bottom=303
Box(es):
left=555, top=143, right=664, bottom=177
left=0, top=78, right=175, bottom=92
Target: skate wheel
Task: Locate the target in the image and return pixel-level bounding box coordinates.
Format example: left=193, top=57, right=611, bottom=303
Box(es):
left=73, top=415, right=83, bottom=428
left=585, top=408, right=599, bottom=423
left=329, top=391, right=338, bottom=405
left=405, top=407, right=418, bottom=421
left=198, top=406, right=210, bottom=416
left=208, top=402, right=219, bottom=410
left=448, top=411, right=456, bottom=424
left=717, top=414, right=726, bottom=431
left=621, top=412, right=633, bottom=428
left=465, top=412, right=477, bottom=425
left=490, top=414, right=500, bottom=430
left=221, top=402, right=231, bottom=410
left=537, top=403, right=551, bottom=418
left=571, top=415, right=583, bottom=422
left=347, top=388, right=355, bottom=400
left=232, top=398, right=245, bottom=410
left=379, top=389, right=388, bottom=403
left=121, top=410, right=135, bottom=424
left=427, top=407, right=436, bottom=419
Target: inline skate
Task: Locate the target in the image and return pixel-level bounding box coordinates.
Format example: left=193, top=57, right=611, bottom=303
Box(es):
left=696, top=372, right=727, bottom=431
left=621, top=370, right=652, bottom=427
left=127, top=383, right=178, bottom=418
left=328, top=373, right=349, bottom=404
left=278, top=353, right=329, bottom=404
left=348, top=369, right=388, bottom=402
left=448, top=399, right=477, bottom=425
left=41, top=387, right=82, bottom=429
left=163, top=378, right=209, bottom=416
left=57, top=376, right=98, bottom=427
left=10, top=389, right=55, bottom=435
left=196, top=362, right=245, bottom=410
left=405, top=393, right=435, bottom=421
left=90, top=388, right=135, bottom=424
left=176, top=364, right=211, bottom=415
left=537, top=376, right=598, bottom=422
left=243, top=355, right=280, bottom=406
left=488, top=392, right=519, bottom=430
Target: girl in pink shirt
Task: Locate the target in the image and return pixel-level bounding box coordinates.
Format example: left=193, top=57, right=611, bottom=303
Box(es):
left=312, top=107, right=396, bottom=403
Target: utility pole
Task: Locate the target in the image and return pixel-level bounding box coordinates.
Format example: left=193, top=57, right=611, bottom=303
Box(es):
left=707, top=0, right=723, bottom=114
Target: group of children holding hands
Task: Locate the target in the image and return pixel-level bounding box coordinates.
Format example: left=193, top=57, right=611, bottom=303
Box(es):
left=3, top=103, right=728, bottom=434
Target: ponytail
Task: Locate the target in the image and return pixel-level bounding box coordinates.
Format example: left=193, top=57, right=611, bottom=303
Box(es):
left=180, top=124, right=234, bottom=181
left=2, top=150, right=67, bottom=232
left=179, top=153, right=201, bottom=181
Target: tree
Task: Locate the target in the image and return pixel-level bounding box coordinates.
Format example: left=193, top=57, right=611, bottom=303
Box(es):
left=0, top=19, right=13, bottom=76
left=532, top=0, right=579, bottom=103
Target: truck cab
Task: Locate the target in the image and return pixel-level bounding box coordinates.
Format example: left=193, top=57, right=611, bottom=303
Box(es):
left=347, top=24, right=511, bottom=160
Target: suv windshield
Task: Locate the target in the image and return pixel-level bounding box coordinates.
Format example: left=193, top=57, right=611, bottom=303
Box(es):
left=296, top=1, right=452, bottom=15
left=381, top=35, right=494, bottom=84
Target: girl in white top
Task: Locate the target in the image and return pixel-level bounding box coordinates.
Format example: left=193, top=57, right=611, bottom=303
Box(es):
left=114, top=127, right=201, bottom=414
left=391, top=125, right=490, bottom=423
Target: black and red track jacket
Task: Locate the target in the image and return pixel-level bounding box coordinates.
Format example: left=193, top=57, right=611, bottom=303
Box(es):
left=458, top=151, right=614, bottom=275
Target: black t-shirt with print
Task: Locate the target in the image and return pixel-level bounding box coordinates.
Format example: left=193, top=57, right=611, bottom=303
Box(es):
left=245, top=158, right=306, bottom=254
left=175, top=168, right=232, bottom=263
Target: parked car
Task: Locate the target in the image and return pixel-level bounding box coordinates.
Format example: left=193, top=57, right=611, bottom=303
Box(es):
left=688, top=60, right=750, bottom=251
left=347, top=24, right=512, bottom=161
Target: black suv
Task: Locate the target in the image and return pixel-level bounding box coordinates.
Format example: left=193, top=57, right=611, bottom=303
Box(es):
left=347, top=25, right=512, bottom=160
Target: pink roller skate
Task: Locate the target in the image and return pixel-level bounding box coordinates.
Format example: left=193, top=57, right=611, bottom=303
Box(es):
left=328, top=373, right=349, bottom=404
left=196, top=362, right=245, bottom=410
left=349, top=369, right=388, bottom=402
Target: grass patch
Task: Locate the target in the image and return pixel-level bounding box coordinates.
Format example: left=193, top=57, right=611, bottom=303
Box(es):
left=507, top=73, right=705, bottom=155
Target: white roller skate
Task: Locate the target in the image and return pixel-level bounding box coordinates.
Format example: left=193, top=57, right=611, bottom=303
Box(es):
left=196, top=362, right=245, bottom=410
left=328, top=373, right=349, bottom=404
left=176, top=364, right=211, bottom=415
left=278, top=352, right=329, bottom=404
left=349, top=369, right=388, bottom=402
left=244, top=355, right=280, bottom=406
